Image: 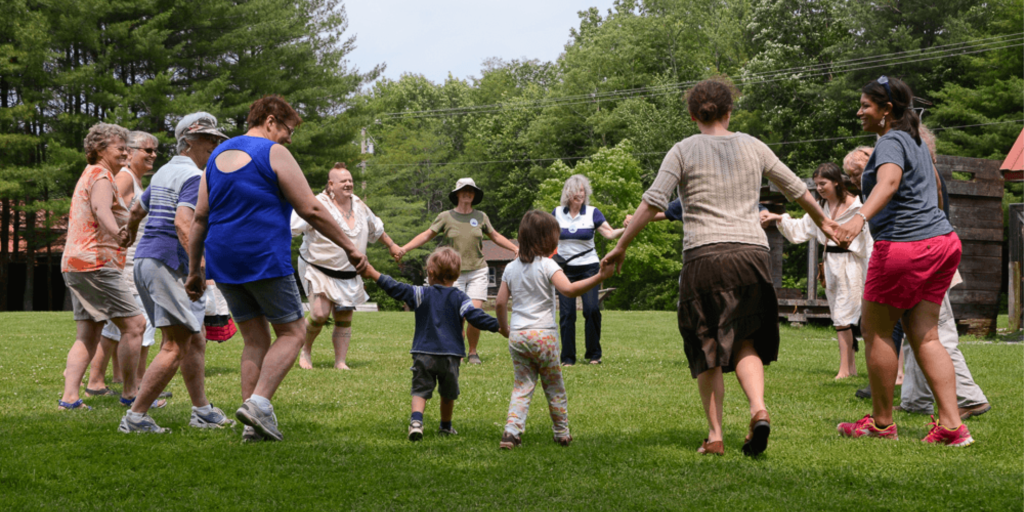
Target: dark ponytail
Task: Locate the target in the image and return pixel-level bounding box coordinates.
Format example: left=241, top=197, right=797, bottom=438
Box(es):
left=862, top=76, right=921, bottom=144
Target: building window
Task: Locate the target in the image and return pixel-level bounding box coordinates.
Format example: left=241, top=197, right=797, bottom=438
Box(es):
left=488, top=266, right=497, bottom=285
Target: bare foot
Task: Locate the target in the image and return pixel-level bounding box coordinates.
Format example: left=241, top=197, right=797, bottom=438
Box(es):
left=834, top=372, right=852, bottom=380
left=335, top=362, right=351, bottom=370
left=299, top=351, right=313, bottom=370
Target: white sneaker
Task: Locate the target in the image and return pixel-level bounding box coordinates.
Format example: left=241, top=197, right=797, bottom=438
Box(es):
left=118, top=412, right=170, bottom=434
left=189, top=405, right=236, bottom=429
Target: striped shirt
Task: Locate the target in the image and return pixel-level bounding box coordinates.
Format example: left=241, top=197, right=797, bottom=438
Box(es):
left=554, top=205, right=606, bottom=266
left=135, top=156, right=202, bottom=272
left=643, top=132, right=808, bottom=252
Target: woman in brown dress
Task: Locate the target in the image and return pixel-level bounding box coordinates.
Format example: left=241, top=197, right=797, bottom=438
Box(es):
left=603, top=80, right=839, bottom=456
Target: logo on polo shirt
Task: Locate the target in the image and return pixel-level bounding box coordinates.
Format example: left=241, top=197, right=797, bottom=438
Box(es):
left=469, top=219, right=479, bottom=227
left=568, top=225, right=578, bottom=233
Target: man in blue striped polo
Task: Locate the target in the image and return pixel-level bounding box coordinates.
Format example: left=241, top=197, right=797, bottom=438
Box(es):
left=119, top=112, right=236, bottom=434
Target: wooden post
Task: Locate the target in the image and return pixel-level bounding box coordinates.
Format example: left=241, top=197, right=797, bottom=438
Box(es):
left=1010, top=203, right=1023, bottom=332
left=807, top=238, right=818, bottom=301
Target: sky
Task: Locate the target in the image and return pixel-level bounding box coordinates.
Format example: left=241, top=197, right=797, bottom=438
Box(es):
left=343, top=0, right=618, bottom=85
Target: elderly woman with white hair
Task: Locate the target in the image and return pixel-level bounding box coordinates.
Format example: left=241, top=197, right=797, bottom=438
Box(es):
left=553, top=174, right=624, bottom=365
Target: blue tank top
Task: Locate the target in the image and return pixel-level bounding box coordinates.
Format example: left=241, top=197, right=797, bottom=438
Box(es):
left=204, top=136, right=294, bottom=284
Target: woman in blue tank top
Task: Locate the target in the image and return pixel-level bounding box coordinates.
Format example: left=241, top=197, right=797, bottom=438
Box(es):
left=183, top=95, right=368, bottom=442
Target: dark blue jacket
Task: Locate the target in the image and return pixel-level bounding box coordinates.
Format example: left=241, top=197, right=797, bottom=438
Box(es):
left=377, top=274, right=499, bottom=357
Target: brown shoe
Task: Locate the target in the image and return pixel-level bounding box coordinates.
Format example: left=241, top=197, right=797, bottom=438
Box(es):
left=554, top=434, right=573, bottom=447
left=499, top=432, right=522, bottom=450
left=959, top=403, right=991, bottom=421
left=742, top=410, right=771, bottom=457
left=697, top=439, right=723, bottom=455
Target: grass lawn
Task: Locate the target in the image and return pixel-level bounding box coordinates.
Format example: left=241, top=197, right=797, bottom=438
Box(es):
left=0, top=311, right=1021, bottom=511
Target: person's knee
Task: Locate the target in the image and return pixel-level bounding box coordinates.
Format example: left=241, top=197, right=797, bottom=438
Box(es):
left=161, top=341, right=190, bottom=362
left=308, top=310, right=329, bottom=327
left=121, top=315, right=146, bottom=336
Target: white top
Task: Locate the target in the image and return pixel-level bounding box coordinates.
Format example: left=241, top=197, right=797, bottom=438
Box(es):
left=776, top=197, right=873, bottom=260
left=118, top=167, right=146, bottom=291
left=553, top=205, right=606, bottom=266
left=501, top=256, right=563, bottom=331
left=290, top=192, right=384, bottom=271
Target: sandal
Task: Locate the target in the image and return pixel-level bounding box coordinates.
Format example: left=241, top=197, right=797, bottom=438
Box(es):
left=467, top=354, right=483, bottom=365
left=589, top=359, right=601, bottom=365
left=85, top=387, right=118, bottom=397
left=58, top=399, right=92, bottom=411
left=120, top=396, right=167, bottom=409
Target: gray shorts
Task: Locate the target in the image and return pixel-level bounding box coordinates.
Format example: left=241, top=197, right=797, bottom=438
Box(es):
left=134, top=258, right=204, bottom=333
left=410, top=354, right=461, bottom=401
left=217, top=275, right=303, bottom=325
left=102, top=294, right=158, bottom=347
left=63, top=269, right=142, bottom=322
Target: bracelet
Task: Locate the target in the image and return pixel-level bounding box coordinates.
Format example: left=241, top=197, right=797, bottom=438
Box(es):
left=855, top=212, right=868, bottom=231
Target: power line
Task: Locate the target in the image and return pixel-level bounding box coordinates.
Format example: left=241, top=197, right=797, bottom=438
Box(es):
left=362, top=119, right=1024, bottom=169
left=378, top=34, right=1023, bottom=119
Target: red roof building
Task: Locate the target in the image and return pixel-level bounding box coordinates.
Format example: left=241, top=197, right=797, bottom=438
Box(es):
left=1001, top=128, right=1024, bottom=182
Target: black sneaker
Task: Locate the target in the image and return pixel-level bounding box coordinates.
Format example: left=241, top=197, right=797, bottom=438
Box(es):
left=855, top=387, right=871, bottom=399
left=408, top=420, right=424, bottom=441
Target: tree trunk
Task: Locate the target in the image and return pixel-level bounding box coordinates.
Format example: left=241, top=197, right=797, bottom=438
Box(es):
left=1, top=199, right=8, bottom=311
left=23, top=204, right=35, bottom=311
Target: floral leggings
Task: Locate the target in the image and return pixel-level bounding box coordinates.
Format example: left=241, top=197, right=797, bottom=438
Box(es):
left=505, top=329, right=569, bottom=438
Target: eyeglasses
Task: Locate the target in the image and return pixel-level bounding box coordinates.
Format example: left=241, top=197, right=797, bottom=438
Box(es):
left=130, top=146, right=158, bottom=156
left=272, top=116, right=295, bottom=136
left=877, top=76, right=894, bottom=105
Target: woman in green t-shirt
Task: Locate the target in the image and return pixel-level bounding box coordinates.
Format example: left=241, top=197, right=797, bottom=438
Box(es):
left=398, top=178, right=519, bottom=364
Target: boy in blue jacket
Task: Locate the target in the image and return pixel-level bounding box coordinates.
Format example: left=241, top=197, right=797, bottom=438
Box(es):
left=361, top=247, right=503, bottom=441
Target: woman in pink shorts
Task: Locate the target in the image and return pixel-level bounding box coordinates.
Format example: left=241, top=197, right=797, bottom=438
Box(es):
left=835, top=76, right=973, bottom=447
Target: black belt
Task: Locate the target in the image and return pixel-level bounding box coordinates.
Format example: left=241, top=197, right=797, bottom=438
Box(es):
left=825, top=246, right=851, bottom=254
left=300, top=255, right=358, bottom=280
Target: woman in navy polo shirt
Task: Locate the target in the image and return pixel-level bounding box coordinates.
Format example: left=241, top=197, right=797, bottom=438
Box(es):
left=554, top=174, right=624, bottom=365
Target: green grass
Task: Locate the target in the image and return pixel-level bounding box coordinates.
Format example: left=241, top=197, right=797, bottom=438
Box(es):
left=0, top=311, right=1021, bottom=511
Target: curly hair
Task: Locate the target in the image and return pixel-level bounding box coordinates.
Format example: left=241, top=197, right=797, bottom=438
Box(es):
left=560, top=174, right=593, bottom=207
left=686, top=79, right=734, bottom=124
left=842, top=146, right=873, bottom=176
left=84, top=123, right=129, bottom=165
left=246, top=94, right=303, bottom=131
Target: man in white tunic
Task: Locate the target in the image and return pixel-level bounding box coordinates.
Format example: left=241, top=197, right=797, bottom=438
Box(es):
left=291, top=163, right=402, bottom=369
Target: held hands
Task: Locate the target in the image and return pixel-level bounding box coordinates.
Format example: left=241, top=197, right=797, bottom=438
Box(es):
left=117, top=226, right=131, bottom=248
left=833, top=215, right=863, bottom=248
left=389, top=244, right=405, bottom=262
left=598, top=259, right=617, bottom=281
left=623, top=213, right=633, bottom=228
left=498, top=325, right=510, bottom=338
left=759, top=211, right=779, bottom=229
left=348, top=249, right=369, bottom=273
left=601, top=247, right=626, bottom=275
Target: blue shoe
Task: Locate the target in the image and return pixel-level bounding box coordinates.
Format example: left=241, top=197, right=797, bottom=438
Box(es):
left=58, top=399, right=92, bottom=411
left=120, top=396, right=166, bottom=409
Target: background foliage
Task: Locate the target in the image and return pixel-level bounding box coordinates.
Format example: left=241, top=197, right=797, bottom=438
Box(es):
left=3, top=0, right=1022, bottom=310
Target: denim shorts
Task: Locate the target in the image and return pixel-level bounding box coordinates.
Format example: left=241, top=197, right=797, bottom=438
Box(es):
left=410, top=354, right=461, bottom=400
left=217, top=275, right=304, bottom=325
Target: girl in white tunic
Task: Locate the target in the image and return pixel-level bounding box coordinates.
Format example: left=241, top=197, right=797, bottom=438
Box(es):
left=291, top=163, right=403, bottom=369
left=764, top=163, right=873, bottom=380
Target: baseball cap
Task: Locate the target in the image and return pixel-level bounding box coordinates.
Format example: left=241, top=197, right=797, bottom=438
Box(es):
left=175, top=112, right=229, bottom=141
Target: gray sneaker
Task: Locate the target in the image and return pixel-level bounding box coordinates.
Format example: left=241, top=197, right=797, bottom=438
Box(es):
left=438, top=426, right=458, bottom=436
left=241, top=425, right=265, bottom=442
left=118, top=412, right=170, bottom=434
left=235, top=400, right=283, bottom=441
left=408, top=420, right=424, bottom=441
left=190, top=405, right=236, bottom=429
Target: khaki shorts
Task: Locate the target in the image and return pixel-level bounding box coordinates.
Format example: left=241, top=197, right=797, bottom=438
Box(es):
left=454, top=267, right=489, bottom=302
left=63, top=269, right=142, bottom=322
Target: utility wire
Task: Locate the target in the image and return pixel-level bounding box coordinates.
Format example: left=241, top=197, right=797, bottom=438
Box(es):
left=379, top=34, right=1023, bottom=119
left=362, top=119, right=1024, bottom=169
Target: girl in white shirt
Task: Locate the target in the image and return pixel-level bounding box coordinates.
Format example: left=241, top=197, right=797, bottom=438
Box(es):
left=495, top=210, right=613, bottom=449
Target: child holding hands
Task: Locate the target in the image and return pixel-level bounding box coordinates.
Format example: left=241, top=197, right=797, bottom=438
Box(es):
left=495, top=210, right=614, bottom=449
left=361, top=247, right=502, bottom=441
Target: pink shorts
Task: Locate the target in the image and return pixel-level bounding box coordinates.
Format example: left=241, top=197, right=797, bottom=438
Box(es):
left=864, top=231, right=961, bottom=310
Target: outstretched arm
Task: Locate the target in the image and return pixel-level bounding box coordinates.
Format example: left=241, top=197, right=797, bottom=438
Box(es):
left=602, top=201, right=661, bottom=273
left=400, top=228, right=438, bottom=258
left=550, top=262, right=615, bottom=298
left=495, top=281, right=510, bottom=338
left=487, top=229, right=519, bottom=255
left=597, top=223, right=625, bottom=240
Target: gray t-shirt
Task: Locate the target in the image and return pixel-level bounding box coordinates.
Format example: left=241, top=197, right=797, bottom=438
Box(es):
left=861, top=130, right=952, bottom=242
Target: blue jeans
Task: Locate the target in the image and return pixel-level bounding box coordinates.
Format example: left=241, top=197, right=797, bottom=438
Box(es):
left=558, top=263, right=601, bottom=364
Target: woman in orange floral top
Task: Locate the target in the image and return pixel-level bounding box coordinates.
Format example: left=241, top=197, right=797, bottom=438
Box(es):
left=59, top=123, right=149, bottom=411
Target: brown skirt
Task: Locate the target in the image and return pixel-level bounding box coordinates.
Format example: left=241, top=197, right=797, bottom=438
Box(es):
left=677, top=243, right=779, bottom=378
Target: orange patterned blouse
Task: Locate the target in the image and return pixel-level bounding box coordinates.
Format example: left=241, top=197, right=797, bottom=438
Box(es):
left=61, top=164, right=130, bottom=272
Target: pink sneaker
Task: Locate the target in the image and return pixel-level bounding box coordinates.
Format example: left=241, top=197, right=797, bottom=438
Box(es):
left=922, top=418, right=974, bottom=447
left=837, top=414, right=898, bottom=439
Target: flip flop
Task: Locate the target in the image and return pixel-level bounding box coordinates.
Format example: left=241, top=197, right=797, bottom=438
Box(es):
left=120, top=396, right=167, bottom=409
left=58, top=399, right=92, bottom=411
left=85, top=387, right=118, bottom=397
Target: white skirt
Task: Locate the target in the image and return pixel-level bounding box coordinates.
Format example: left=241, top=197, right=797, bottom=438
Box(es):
left=298, top=259, right=369, bottom=309
left=823, top=252, right=867, bottom=327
